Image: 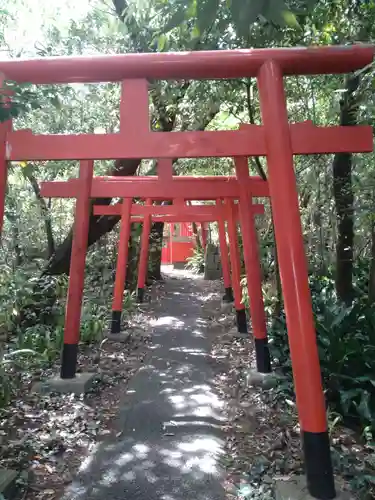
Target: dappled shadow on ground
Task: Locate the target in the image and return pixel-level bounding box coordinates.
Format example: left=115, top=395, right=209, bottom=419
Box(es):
left=62, top=267, right=226, bottom=500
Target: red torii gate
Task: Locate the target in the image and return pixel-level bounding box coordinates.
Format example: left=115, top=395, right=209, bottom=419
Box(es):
left=41, top=167, right=269, bottom=353
left=0, top=45, right=373, bottom=500
left=92, top=196, right=265, bottom=336
left=41, top=170, right=269, bottom=351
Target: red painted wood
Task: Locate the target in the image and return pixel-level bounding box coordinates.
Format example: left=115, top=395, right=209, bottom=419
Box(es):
left=40, top=176, right=269, bottom=199
left=120, top=80, right=149, bottom=136
left=0, top=77, right=12, bottom=235
left=166, top=241, right=195, bottom=264
left=242, top=121, right=373, bottom=154
left=169, top=224, right=173, bottom=263
left=174, top=198, right=185, bottom=208
left=64, top=160, right=94, bottom=344
left=161, top=222, right=195, bottom=265
left=128, top=214, right=226, bottom=223
left=161, top=244, right=170, bottom=264
left=235, top=157, right=267, bottom=340
left=258, top=61, right=327, bottom=433
left=225, top=198, right=244, bottom=311
left=179, top=222, right=193, bottom=237
left=163, top=221, right=195, bottom=265
left=137, top=198, right=152, bottom=290
left=93, top=202, right=264, bottom=220
left=158, top=158, right=174, bottom=181
left=129, top=204, right=233, bottom=216
left=92, top=175, right=265, bottom=183
left=7, top=123, right=372, bottom=161
left=93, top=202, right=263, bottom=217
left=112, top=198, right=132, bottom=312
left=217, top=199, right=231, bottom=290
left=0, top=45, right=371, bottom=84
left=6, top=128, right=264, bottom=160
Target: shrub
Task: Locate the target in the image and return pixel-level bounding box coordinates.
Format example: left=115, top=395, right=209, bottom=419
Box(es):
left=269, top=275, right=375, bottom=431
left=186, top=246, right=205, bottom=273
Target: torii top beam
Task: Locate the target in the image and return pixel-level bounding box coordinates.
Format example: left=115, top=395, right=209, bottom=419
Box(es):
left=0, top=46, right=372, bottom=83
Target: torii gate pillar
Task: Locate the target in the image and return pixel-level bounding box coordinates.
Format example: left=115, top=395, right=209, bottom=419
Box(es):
left=258, top=60, right=335, bottom=499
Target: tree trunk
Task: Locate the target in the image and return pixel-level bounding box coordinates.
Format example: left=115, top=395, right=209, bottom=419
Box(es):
left=148, top=222, right=164, bottom=282
left=5, top=202, right=22, bottom=267
left=22, top=166, right=55, bottom=258
left=146, top=200, right=174, bottom=282
left=43, top=158, right=141, bottom=276
left=126, top=232, right=140, bottom=290
left=191, top=221, right=203, bottom=249
left=332, top=74, right=359, bottom=306
left=368, top=219, right=375, bottom=304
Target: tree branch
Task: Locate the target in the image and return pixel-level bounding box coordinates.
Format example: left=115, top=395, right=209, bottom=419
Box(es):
left=22, top=165, right=55, bottom=258
left=245, top=79, right=267, bottom=181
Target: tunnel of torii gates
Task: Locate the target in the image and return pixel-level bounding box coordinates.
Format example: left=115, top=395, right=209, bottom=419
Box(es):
left=90, top=189, right=265, bottom=335
left=41, top=166, right=269, bottom=350
left=0, top=45, right=373, bottom=500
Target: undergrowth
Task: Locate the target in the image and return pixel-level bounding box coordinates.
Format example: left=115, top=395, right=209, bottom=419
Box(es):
left=241, top=271, right=375, bottom=433
left=242, top=271, right=375, bottom=496
left=268, top=275, right=375, bottom=434
left=186, top=246, right=205, bottom=273
left=0, top=252, right=135, bottom=408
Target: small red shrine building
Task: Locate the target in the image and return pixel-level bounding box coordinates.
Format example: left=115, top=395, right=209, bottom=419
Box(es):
left=161, top=222, right=195, bottom=264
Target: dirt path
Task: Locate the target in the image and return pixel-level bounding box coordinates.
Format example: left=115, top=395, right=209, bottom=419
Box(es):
left=3, top=267, right=371, bottom=500
left=58, top=267, right=226, bottom=500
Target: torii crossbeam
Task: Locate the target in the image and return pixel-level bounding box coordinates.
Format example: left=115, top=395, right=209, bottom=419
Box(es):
left=40, top=175, right=269, bottom=199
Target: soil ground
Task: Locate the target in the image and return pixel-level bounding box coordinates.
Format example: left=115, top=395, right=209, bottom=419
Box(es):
left=0, top=267, right=373, bottom=500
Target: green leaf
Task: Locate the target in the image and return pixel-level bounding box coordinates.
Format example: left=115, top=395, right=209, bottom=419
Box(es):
left=231, top=0, right=262, bottom=38
left=339, top=388, right=361, bottom=413
left=191, top=25, right=200, bottom=39
left=264, top=0, right=296, bottom=27
left=357, top=391, right=372, bottom=422
left=331, top=306, right=350, bottom=328
left=186, top=0, right=197, bottom=17
left=163, top=8, right=187, bottom=33
left=3, top=348, right=41, bottom=360
left=30, top=101, right=41, bottom=110
left=282, top=10, right=300, bottom=28
left=157, top=34, right=167, bottom=52
left=50, top=96, right=61, bottom=109
left=197, top=0, right=219, bottom=33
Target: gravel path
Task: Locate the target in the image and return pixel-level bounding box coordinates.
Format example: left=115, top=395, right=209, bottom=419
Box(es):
left=62, top=267, right=226, bottom=500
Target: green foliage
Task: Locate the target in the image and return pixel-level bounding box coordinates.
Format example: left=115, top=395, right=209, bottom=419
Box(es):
left=80, top=307, right=106, bottom=345
left=1, top=2, right=375, bottom=494
left=16, top=324, right=64, bottom=364
left=269, top=274, right=375, bottom=432
left=0, top=81, right=41, bottom=123
left=122, top=289, right=136, bottom=312
left=330, top=442, right=375, bottom=498
left=0, top=225, right=136, bottom=409
left=186, top=246, right=205, bottom=273
left=152, top=0, right=315, bottom=39
left=0, top=348, right=42, bottom=406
